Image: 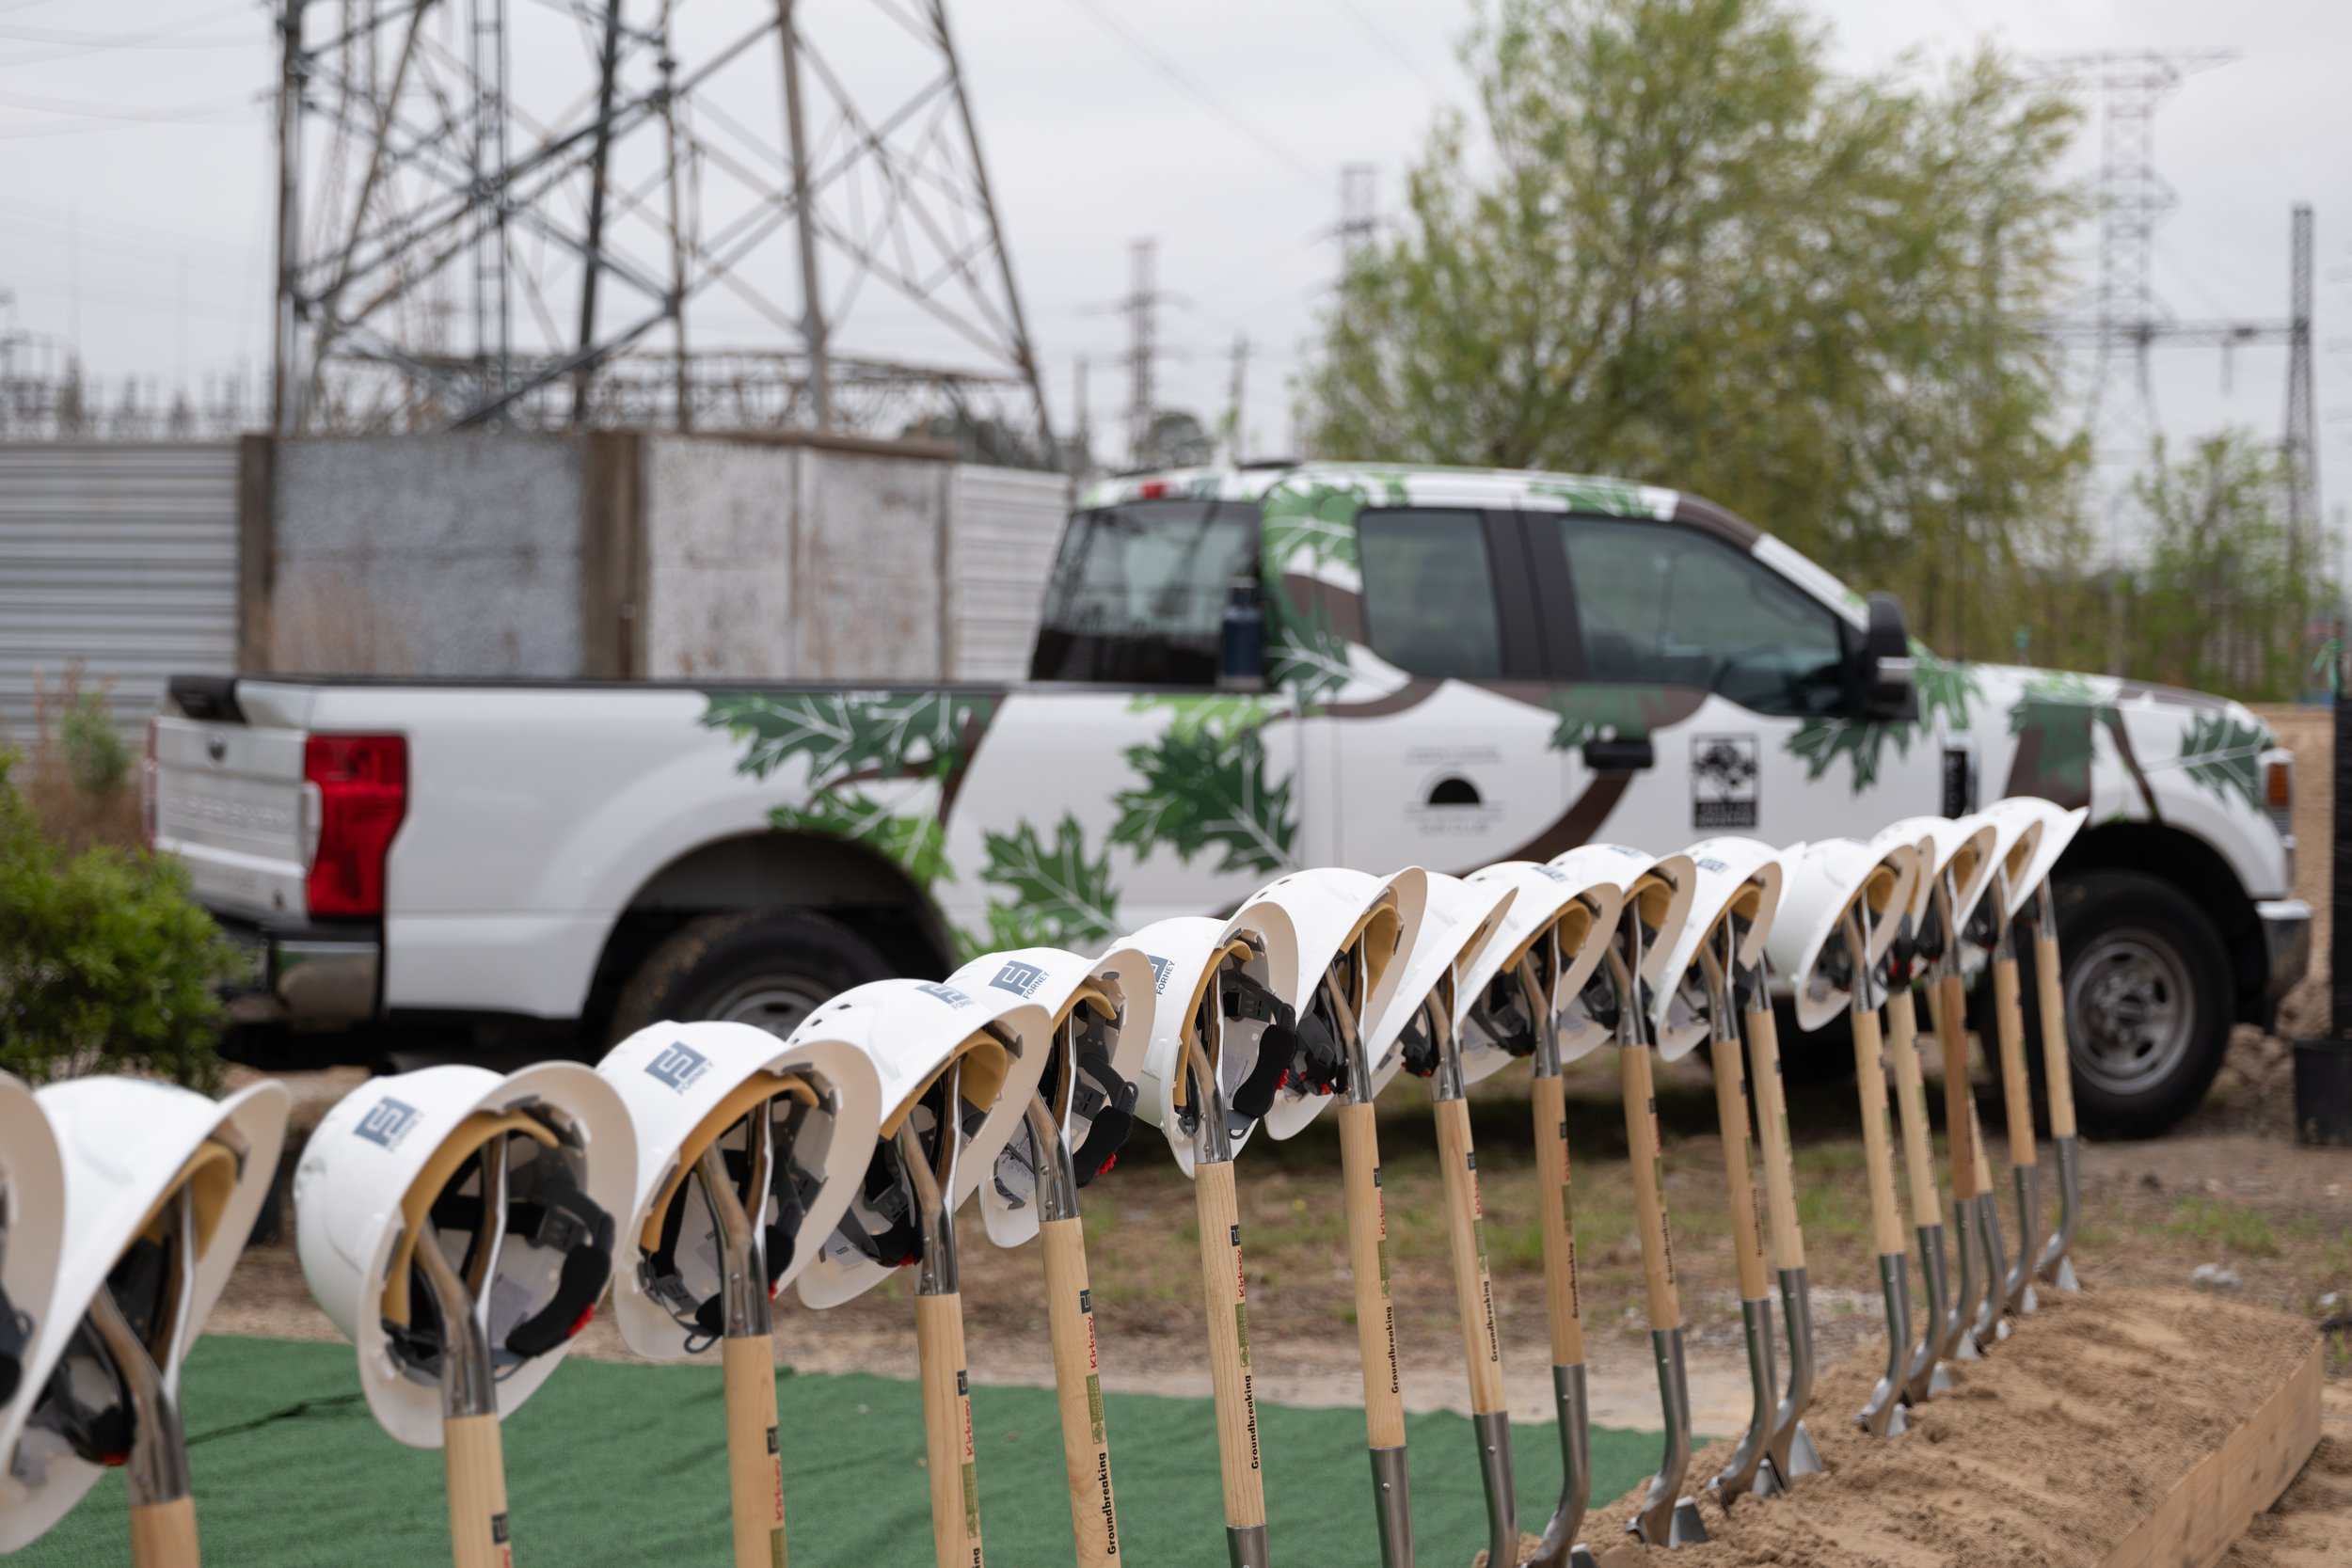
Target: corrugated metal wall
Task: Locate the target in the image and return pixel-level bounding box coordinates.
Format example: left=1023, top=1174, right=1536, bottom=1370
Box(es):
left=0, top=443, right=238, bottom=743
left=950, top=464, right=1070, bottom=680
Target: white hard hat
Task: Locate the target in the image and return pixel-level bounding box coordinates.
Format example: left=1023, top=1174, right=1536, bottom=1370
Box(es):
left=1, top=1076, right=288, bottom=1548
left=1454, top=862, right=1613, bottom=1085
left=596, top=1021, right=883, bottom=1360
left=1975, top=797, right=2089, bottom=916
left=790, top=978, right=1051, bottom=1309
left=1869, top=816, right=1999, bottom=929
left=941, top=945, right=1158, bottom=1248
left=294, top=1064, right=633, bottom=1449
left=1765, top=839, right=1921, bottom=1032
left=1366, top=871, right=1519, bottom=1095
left=1229, top=866, right=1422, bottom=1138
left=1950, top=804, right=2045, bottom=936
left=0, top=1073, right=65, bottom=1524
left=1648, top=838, right=1789, bottom=1061
left=1124, top=911, right=1298, bottom=1177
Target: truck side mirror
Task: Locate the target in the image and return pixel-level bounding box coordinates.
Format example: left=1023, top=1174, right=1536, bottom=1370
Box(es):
left=1861, top=592, right=1917, bottom=721
left=1218, top=578, right=1267, bottom=693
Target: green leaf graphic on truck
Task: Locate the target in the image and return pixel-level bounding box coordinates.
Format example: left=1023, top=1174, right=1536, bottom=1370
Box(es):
left=1782, top=647, right=1981, bottom=793
left=2172, top=711, right=2267, bottom=813
left=701, top=689, right=994, bottom=888
left=976, top=816, right=1122, bottom=952
left=1113, top=694, right=1295, bottom=874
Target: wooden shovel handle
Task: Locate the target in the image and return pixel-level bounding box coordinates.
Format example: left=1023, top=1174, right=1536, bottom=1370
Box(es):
left=915, top=1292, right=983, bottom=1568
left=1708, top=1033, right=1770, bottom=1303
left=1851, top=1007, right=1908, bottom=1258
left=1742, top=1003, right=1807, bottom=1274
left=1041, top=1215, right=1119, bottom=1566
left=442, top=1413, right=515, bottom=1568
left=1885, top=990, right=1941, bottom=1232
left=2036, top=932, right=2078, bottom=1140
left=1620, top=1047, right=1682, bottom=1331
left=127, top=1497, right=199, bottom=1568
left=1435, top=1096, right=1507, bottom=1416
left=1337, top=1101, right=1406, bottom=1449
left=722, top=1334, right=787, bottom=1568
left=1531, top=1073, right=1587, bottom=1367
left=1191, top=1160, right=1266, bottom=1532
left=1994, top=954, right=2037, bottom=1169
left=1932, top=971, right=1979, bottom=1203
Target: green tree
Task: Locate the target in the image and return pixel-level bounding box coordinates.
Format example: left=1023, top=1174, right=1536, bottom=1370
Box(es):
left=2125, top=432, right=2323, bottom=703
left=1300, top=0, right=2088, bottom=660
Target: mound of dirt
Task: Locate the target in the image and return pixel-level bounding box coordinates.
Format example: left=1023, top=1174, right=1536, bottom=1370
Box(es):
left=1480, top=1288, right=2320, bottom=1568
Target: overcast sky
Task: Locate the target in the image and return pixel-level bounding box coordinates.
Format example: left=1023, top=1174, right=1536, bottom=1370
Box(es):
left=1, top=0, right=2344, bottom=524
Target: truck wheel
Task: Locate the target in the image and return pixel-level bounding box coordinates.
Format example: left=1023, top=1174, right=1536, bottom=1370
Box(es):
left=610, top=910, right=894, bottom=1044
left=2020, top=870, right=2233, bottom=1140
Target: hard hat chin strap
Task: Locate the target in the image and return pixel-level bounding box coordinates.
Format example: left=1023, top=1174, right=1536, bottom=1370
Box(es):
left=643, top=1099, right=822, bottom=1339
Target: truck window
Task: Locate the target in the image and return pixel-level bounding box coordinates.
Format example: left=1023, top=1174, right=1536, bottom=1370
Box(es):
left=1029, top=499, right=1262, bottom=684
left=1355, top=509, right=1505, bottom=680
left=1554, top=516, right=1848, bottom=716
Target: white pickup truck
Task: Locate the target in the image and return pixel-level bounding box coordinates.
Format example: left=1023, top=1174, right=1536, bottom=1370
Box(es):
left=151, top=462, right=2308, bottom=1135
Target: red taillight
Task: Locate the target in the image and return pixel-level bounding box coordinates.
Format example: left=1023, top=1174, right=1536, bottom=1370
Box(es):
left=1137, top=479, right=1170, bottom=499
left=304, top=735, right=406, bottom=918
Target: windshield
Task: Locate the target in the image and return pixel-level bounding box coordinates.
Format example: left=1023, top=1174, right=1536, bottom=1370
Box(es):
left=1029, top=499, right=1262, bottom=684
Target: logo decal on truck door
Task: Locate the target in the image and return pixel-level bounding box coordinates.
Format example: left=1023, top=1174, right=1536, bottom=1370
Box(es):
left=1692, top=735, right=1759, bottom=829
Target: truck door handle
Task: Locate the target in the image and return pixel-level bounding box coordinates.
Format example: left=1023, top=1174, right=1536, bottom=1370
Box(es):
left=1582, top=737, right=1655, bottom=774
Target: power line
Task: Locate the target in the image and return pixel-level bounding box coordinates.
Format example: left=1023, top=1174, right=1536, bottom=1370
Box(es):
left=1319, top=0, right=1447, bottom=97
left=1053, top=0, right=1326, bottom=191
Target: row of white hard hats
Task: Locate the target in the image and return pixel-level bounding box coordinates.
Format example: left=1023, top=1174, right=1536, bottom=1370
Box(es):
left=0, top=1073, right=290, bottom=1551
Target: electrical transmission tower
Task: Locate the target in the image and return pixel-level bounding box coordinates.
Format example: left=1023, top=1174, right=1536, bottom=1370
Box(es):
left=1337, top=164, right=1377, bottom=261
left=1117, top=238, right=1186, bottom=467
left=270, top=0, right=1053, bottom=453
left=2036, top=52, right=2322, bottom=643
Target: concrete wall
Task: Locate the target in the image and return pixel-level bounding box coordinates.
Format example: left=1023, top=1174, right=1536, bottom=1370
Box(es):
left=243, top=431, right=1069, bottom=683
left=264, top=436, right=587, bottom=676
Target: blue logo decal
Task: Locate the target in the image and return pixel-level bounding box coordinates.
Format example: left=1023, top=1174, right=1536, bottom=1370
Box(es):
left=917, top=982, right=973, bottom=1008
left=991, top=960, right=1048, bottom=999
left=645, top=1041, right=712, bottom=1092
left=356, top=1098, right=421, bottom=1150
left=1146, top=955, right=1174, bottom=994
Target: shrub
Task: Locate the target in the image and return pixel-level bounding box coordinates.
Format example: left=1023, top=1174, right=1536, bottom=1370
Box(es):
left=0, top=750, right=237, bottom=1088
left=17, top=665, right=141, bottom=854
left=59, top=686, right=131, bottom=796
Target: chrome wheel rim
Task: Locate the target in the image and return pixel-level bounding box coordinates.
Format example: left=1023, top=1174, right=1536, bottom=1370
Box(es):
left=706, top=976, right=834, bottom=1039
left=2065, top=930, right=2193, bottom=1097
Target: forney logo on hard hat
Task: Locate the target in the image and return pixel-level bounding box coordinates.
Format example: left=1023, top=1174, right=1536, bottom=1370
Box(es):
left=644, top=1041, right=712, bottom=1092
left=355, top=1097, right=422, bottom=1150
left=1146, top=955, right=1174, bottom=994
left=916, top=982, right=974, bottom=1008
left=990, top=961, right=1048, bottom=999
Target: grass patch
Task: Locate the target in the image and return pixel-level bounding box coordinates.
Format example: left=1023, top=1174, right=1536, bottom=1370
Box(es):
left=2166, top=1197, right=2280, bottom=1259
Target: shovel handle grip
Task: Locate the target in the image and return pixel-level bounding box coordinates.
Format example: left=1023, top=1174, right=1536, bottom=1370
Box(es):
left=442, top=1413, right=514, bottom=1568
left=915, top=1292, right=983, bottom=1568
left=1932, top=972, right=1979, bottom=1203
left=1742, top=1003, right=1807, bottom=1274
left=1708, top=1033, right=1771, bottom=1303
left=1531, top=1073, right=1587, bottom=1366
left=723, top=1333, right=787, bottom=1568
left=1885, top=990, right=1941, bottom=1231
left=1337, top=1101, right=1406, bottom=1449
left=1191, top=1160, right=1266, bottom=1532
left=127, top=1497, right=199, bottom=1568
left=1041, top=1215, right=1119, bottom=1567
left=1851, top=1007, right=1909, bottom=1258
left=1620, top=1046, right=1682, bottom=1332
left=2036, top=932, right=2077, bottom=1140
left=1994, top=955, right=2037, bottom=1169
left=1435, top=1096, right=1506, bottom=1416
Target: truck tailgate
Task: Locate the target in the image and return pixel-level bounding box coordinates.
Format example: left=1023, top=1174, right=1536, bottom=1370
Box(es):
left=151, top=716, right=310, bottom=920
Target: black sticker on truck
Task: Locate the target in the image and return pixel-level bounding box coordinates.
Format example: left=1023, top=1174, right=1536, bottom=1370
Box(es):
left=1692, top=734, right=1759, bottom=828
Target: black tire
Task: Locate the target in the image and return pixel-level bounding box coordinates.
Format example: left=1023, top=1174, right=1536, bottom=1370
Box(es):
left=2016, top=869, right=2233, bottom=1140
left=609, top=909, right=895, bottom=1045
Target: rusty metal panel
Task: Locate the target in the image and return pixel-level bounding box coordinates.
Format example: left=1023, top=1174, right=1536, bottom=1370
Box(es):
left=0, top=441, right=239, bottom=739
left=949, top=464, right=1070, bottom=681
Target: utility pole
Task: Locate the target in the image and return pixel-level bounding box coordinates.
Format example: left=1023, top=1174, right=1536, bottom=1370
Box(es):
left=270, top=0, right=302, bottom=434
left=1338, top=164, right=1377, bottom=265
left=1227, top=332, right=1252, bottom=464
left=1122, top=239, right=1162, bottom=468
left=2285, top=203, right=2317, bottom=579
left=778, top=0, right=832, bottom=431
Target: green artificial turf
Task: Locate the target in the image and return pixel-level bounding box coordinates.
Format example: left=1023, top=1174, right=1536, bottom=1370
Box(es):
left=20, top=1335, right=1663, bottom=1565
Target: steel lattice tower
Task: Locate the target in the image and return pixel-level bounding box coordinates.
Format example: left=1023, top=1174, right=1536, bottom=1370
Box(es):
left=270, top=0, right=1053, bottom=451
